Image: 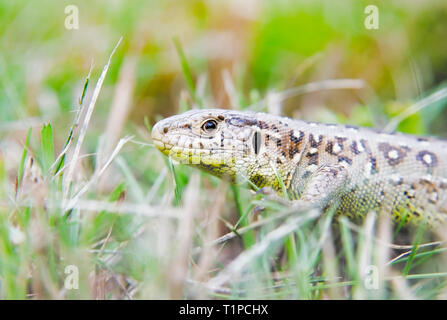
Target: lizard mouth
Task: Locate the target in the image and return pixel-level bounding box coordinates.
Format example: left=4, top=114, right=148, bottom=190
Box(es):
left=151, top=137, right=170, bottom=154
left=151, top=137, right=245, bottom=168
left=154, top=141, right=244, bottom=160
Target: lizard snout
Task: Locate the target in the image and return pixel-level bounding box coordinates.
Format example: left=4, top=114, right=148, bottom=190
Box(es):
left=151, top=120, right=169, bottom=151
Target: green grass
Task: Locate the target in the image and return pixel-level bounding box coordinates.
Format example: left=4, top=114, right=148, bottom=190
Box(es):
left=1, top=0, right=447, bottom=300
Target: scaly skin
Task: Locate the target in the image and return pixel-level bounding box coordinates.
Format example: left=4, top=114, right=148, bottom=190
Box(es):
left=151, top=109, right=447, bottom=227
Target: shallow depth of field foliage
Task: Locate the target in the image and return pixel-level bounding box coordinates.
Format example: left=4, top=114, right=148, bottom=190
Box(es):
left=1, top=0, right=447, bottom=299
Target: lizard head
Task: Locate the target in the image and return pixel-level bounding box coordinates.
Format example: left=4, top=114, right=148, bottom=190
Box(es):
left=151, top=109, right=293, bottom=190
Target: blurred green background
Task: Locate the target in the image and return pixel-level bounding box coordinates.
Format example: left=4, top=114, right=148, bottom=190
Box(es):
left=1, top=0, right=447, bottom=138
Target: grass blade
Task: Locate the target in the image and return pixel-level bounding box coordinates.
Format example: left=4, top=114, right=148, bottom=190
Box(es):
left=16, top=127, right=32, bottom=197
left=173, top=36, right=201, bottom=107
left=41, top=123, right=54, bottom=175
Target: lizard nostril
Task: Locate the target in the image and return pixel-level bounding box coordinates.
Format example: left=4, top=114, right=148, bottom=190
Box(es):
left=163, top=126, right=169, bottom=134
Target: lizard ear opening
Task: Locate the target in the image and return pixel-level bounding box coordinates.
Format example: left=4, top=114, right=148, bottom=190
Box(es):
left=252, top=130, right=262, bottom=155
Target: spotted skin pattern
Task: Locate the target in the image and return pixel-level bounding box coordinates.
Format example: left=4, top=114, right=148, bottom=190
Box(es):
left=151, top=109, right=447, bottom=227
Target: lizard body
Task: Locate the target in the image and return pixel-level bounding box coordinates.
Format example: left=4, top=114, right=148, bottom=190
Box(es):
left=151, top=109, right=447, bottom=227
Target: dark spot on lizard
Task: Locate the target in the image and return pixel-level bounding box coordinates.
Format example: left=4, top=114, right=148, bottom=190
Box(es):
left=220, top=131, right=224, bottom=147
left=270, top=136, right=281, bottom=147
left=289, top=130, right=304, bottom=144
left=416, top=150, right=438, bottom=168
left=289, top=146, right=299, bottom=159
left=326, top=140, right=344, bottom=155
left=288, top=130, right=304, bottom=159
left=302, top=171, right=312, bottom=179
left=420, top=178, right=438, bottom=193
left=350, top=141, right=362, bottom=155
left=369, top=157, right=378, bottom=175
left=258, top=121, right=269, bottom=130
left=400, top=145, right=412, bottom=152
left=389, top=176, right=404, bottom=186
left=404, top=190, right=416, bottom=199
left=309, top=134, right=323, bottom=148
left=325, top=141, right=334, bottom=155
left=276, top=139, right=282, bottom=147
left=360, top=139, right=371, bottom=154
left=335, top=136, right=348, bottom=143
left=251, top=174, right=266, bottom=188
left=306, top=152, right=319, bottom=165
left=344, top=124, right=359, bottom=131
left=265, top=134, right=270, bottom=146
left=227, top=117, right=258, bottom=127
left=378, top=142, right=407, bottom=166
left=337, top=156, right=352, bottom=166
left=328, top=168, right=340, bottom=177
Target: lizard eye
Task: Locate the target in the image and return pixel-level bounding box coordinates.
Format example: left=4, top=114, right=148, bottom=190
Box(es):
left=201, top=119, right=218, bottom=133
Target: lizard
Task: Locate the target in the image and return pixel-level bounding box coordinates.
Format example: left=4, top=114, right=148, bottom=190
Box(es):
left=151, top=108, right=447, bottom=228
